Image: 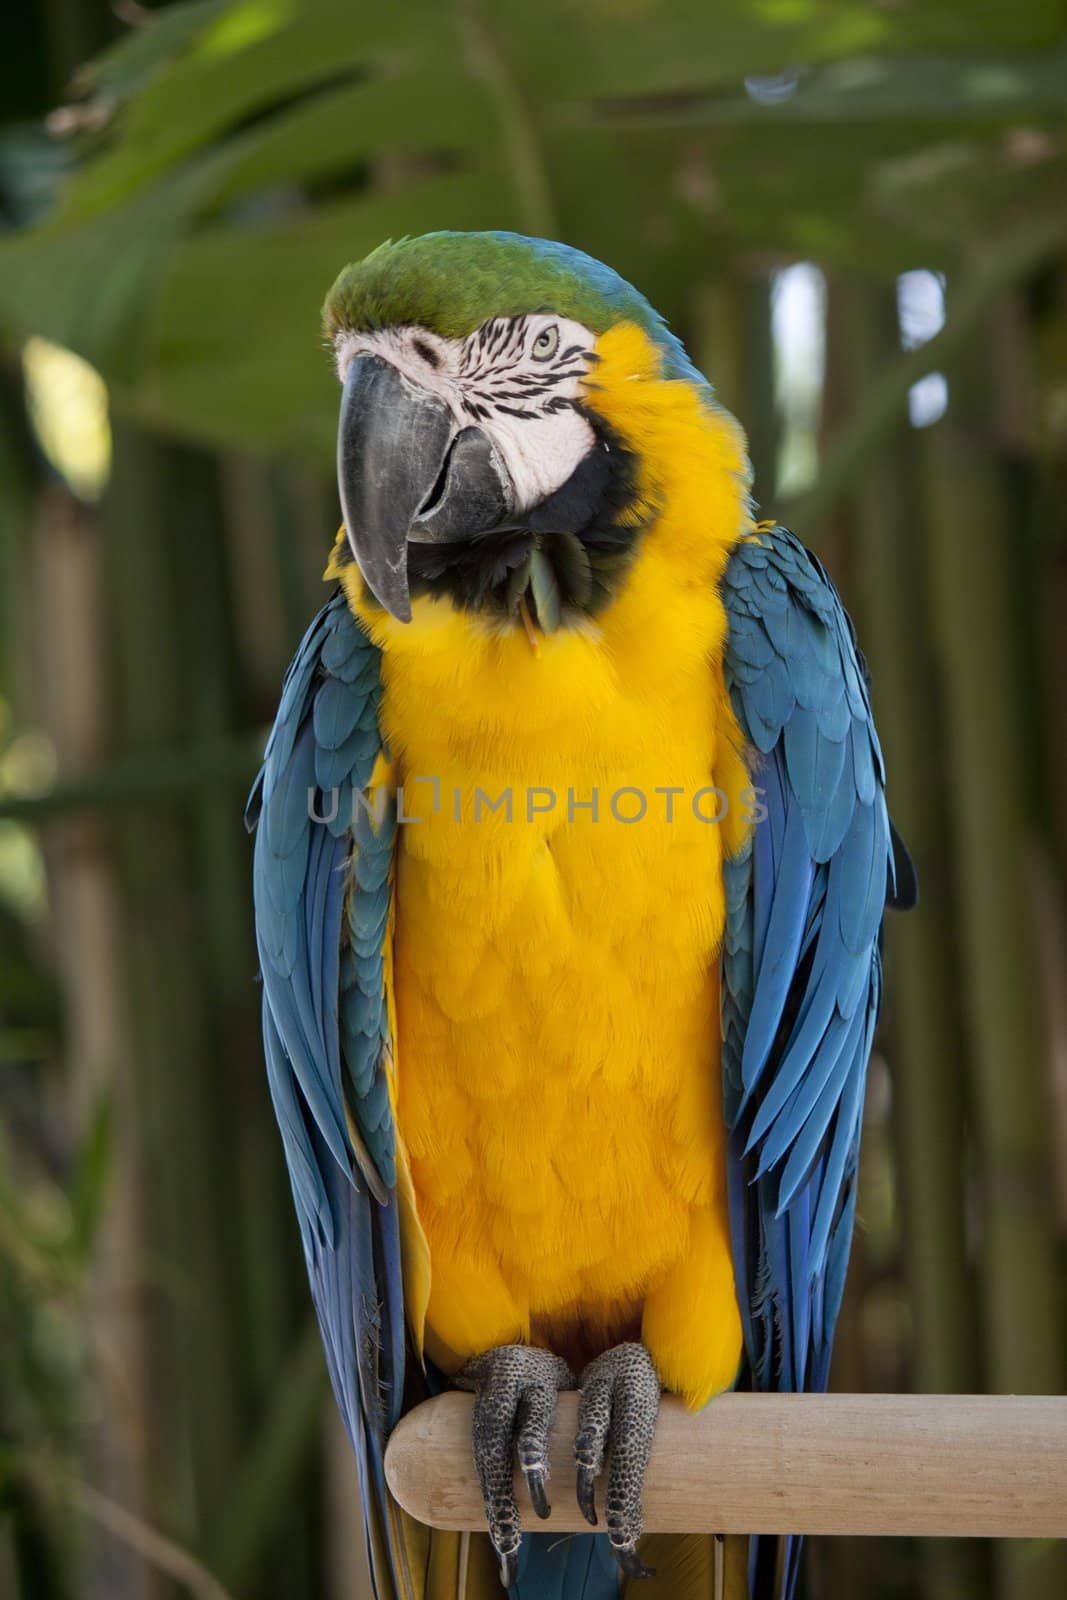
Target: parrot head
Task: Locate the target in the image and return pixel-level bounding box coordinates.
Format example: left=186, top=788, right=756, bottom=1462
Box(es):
left=323, top=230, right=742, bottom=627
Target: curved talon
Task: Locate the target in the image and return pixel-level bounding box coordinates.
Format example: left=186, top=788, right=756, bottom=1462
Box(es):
left=455, top=1344, right=576, bottom=1579
left=575, top=1341, right=661, bottom=1581
left=576, top=1462, right=599, bottom=1526
left=525, top=1468, right=551, bottom=1520
left=516, top=1374, right=559, bottom=1520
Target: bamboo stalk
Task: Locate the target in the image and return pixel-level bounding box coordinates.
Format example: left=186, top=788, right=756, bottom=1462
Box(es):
left=101, top=424, right=248, bottom=1546
left=135, top=438, right=326, bottom=1600
left=690, top=275, right=780, bottom=512
left=1026, top=264, right=1067, bottom=1233
left=922, top=318, right=1066, bottom=1600
left=845, top=289, right=976, bottom=1390
left=219, top=452, right=290, bottom=704
left=845, top=284, right=986, bottom=1600
left=386, top=1392, right=1067, bottom=1538
left=0, top=375, right=77, bottom=1600
left=30, top=483, right=153, bottom=1600
left=209, top=1321, right=328, bottom=1594
left=210, top=449, right=333, bottom=1595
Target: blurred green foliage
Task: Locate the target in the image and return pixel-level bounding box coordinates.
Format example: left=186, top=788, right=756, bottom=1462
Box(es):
left=0, top=0, right=1064, bottom=456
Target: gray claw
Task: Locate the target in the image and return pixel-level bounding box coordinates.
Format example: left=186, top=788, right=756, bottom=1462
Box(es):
left=575, top=1342, right=661, bottom=1580
left=516, top=1373, right=561, bottom=1520
left=525, top=1469, right=550, bottom=1520
left=576, top=1462, right=599, bottom=1526
left=456, top=1344, right=576, bottom=1582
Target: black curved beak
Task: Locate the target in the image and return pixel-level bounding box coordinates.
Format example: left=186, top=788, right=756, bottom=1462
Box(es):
left=337, top=354, right=513, bottom=622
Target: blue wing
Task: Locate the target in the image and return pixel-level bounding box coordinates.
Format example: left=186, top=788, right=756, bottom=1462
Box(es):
left=721, top=527, right=906, bottom=1598
left=246, top=593, right=404, bottom=1599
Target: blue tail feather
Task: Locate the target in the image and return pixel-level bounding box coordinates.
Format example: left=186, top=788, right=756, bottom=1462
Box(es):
left=511, top=1532, right=619, bottom=1600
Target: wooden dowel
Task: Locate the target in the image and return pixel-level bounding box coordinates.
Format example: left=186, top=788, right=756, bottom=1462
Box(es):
left=385, top=1392, right=1067, bottom=1538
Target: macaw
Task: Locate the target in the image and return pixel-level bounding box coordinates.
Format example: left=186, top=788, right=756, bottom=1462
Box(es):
left=247, top=231, right=913, bottom=1600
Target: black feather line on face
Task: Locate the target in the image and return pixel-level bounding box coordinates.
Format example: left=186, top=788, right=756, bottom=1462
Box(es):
left=411, top=336, right=441, bottom=368
left=456, top=316, right=595, bottom=395
left=404, top=414, right=649, bottom=625
left=533, top=368, right=587, bottom=387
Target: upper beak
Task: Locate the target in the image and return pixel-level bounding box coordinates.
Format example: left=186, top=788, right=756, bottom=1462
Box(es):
left=337, top=355, right=450, bottom=623
left=337, top=354, right=512, bottom=622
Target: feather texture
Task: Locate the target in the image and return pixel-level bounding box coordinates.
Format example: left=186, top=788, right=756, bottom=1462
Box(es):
left=721, top=526, right=901, bottom=1600
left=252, top=305, right=902, bottom=1598
left=247, top=594, right=404, bottom=1599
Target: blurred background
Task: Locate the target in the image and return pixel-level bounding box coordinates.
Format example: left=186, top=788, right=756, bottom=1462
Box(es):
left=0, top=3, right=1065, bottom=1599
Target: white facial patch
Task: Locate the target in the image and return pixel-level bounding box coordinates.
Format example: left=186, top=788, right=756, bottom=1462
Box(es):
left=334, top=314, right=598, bottom=513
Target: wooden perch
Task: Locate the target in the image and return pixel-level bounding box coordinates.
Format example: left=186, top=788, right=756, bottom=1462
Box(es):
left=385, top=1392, right=1067, bottom=1538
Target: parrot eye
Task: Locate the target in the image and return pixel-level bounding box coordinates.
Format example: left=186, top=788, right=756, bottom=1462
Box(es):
left=531, top=325, right=559, bottom=361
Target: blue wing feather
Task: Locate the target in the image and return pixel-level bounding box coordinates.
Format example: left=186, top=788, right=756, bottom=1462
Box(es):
left=722, top=526, right=904, bottom=1600
left=248, top=593, right=403, bottom=1599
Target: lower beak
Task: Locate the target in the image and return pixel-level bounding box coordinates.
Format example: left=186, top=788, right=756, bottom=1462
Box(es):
left=337, top=354, right=513, bottom=622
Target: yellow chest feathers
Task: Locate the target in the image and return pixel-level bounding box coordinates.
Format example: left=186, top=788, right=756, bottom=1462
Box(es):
left=337, top=324, right=753, bottom=1402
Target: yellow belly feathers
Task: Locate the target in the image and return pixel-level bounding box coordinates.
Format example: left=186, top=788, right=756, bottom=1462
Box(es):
left=337, top=324, right=754, bottom=1408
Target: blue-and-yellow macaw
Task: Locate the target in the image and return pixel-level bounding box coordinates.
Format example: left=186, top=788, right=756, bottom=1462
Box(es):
left=247, top=232, right=913, bottom=1600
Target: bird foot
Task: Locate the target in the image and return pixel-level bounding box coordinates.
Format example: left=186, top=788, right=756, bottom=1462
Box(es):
left=455, top=1344, right=577, bottom=1588
left=575, top=1341, right=660, bottom=1580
